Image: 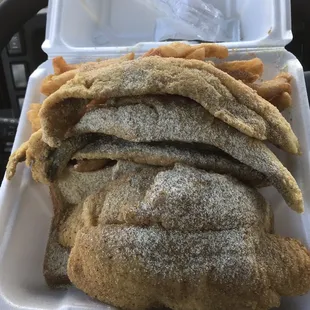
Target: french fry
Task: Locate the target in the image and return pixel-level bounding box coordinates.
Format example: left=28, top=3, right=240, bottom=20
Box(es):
left=248, top=72, right=292, bottom=99
left=142, top=42, right=228, bottom=59
left=248, top=73, right=292, bottom=111
left=270, top=92, right=292, bottom=112
left=185, top=47, right=206, bottom=60
left=216, top=58, right=264, bottom=83
left=53, top=56, right=79, bottom=75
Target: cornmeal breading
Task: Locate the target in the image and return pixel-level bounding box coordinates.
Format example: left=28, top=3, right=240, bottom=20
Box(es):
left=39, top=57, right=299, bottom=154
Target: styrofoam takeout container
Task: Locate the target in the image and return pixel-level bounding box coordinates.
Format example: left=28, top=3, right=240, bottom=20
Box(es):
left=0, top=0, right=310, bottom=309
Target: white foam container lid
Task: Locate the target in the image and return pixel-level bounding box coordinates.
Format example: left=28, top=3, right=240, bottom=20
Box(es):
left=1, top=0, right=310, bottom=309
left=43, top=0, right=293, bottom=57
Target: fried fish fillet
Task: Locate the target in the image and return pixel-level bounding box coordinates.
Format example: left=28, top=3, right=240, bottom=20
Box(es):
left=44, top=161, right=154, bottom=287
left=249, top=72, right=292, bottom=99
left=56, top=160, right=156, bottom=208
left=67, top=165, right=310, bottom=310
left=40, top=53, right=135, bottom=96
left=69, top=225, right=310, bottom=310
left=39, top=57, right=299, bottom=155
left=6, top=126, right=268, bottom=187
left=6, top=130, right=98, bottom=183
left=81, top=164, right=273, bottom=233
left=73, top=136, right=268, bottom=187
left=70, top=96, right=303, bottom=212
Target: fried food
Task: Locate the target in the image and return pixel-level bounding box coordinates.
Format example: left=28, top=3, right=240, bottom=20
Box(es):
left=32, top=133, right=97, bottom=183
left=39, top=57, right=300, bottom=155
left=27, top=103, right=42, bottom=132
left=73, top=136, right=268, bottom=187
left=215, top=58, right=264, bottom=83
left=6, top=129, right=45, bottom=180
left=73, top=158, right=111, bottom=172
left=6, top=43, right=309, bottom=310
left=270, top=92, right=292, bottom=111
left=81, top=164, right=273, bottom=232
left=53, top=56, right=79, bottom=75
left=55, top=167, right=114, bottom=205
left=41, top=70, right=77, bottom=96
left=142, top=42, right=228, bottom=59
left=249, top=72, right=292, bottom=98
left=5, top=129, right=97, bottom=183
left=43, top=161, right=154, bottom=287
left=69, top=225, right=310, bottom=310
left=43, top=226, right=70, bottom=287
left=5, top=141, right=28, bottom=180
left=6, top=129, right=268, bottom=187
left=71, top=96, right=303, bottom=212
left=67, top=165, right=310, bottom=310
left=143, top=44, right=288, bottom=108
left=40, top=53, right=135, bottom=96
left=248, top=73, right=292, bottom=111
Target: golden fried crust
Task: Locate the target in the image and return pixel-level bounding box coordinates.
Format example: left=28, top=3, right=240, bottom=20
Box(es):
left=73, top=130, right=269, bottom=187
left=7, top=94, right=303, bottom=212
left=72, top=158, right=110, bottom=172
left=249, top=73, right=292, bottom=99
left=5, top=141, right=28, bottom=180
left=68, top=224, right=310, bottom=310
left=66, top=165, right=310, bottom=309
left=62, top=166, right=309, bottom=310
left=28, top=133, right=98, bottom=183
left=6, top=129, right=43, bottom=180
left=6, top=125, right=269, bottom=187
left=81, top=165, right=273, bottom=232
left=41, top=53, right=135, bottom=96
left=39, top=57, right=299, bottom=155
left=67, top=166, right=284, bottom=310
left=71, top=97, right=303, bottom=212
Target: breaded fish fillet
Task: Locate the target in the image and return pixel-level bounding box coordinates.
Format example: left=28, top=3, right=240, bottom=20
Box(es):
left=39, top=57, right=299, bottom=154
left=70, top=96, right=303, bottom=212
left=6, top=128, right=268, bottom=187
left=67, top=165, right=310, bottom=310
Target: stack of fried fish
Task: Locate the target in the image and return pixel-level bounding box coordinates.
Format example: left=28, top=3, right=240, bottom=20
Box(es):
left=7, top=43, right=310, bottom=310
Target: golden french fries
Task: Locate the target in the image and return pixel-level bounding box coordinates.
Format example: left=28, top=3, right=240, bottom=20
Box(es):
left=248, top=72, right=292, bottom=111
left=270, top=92, right=292, bottom=112
left=53, top=56, right=79, bottom=75
left=39, top=43, right=293, bottom=118
left=215, top=58, right=264, bottom=83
